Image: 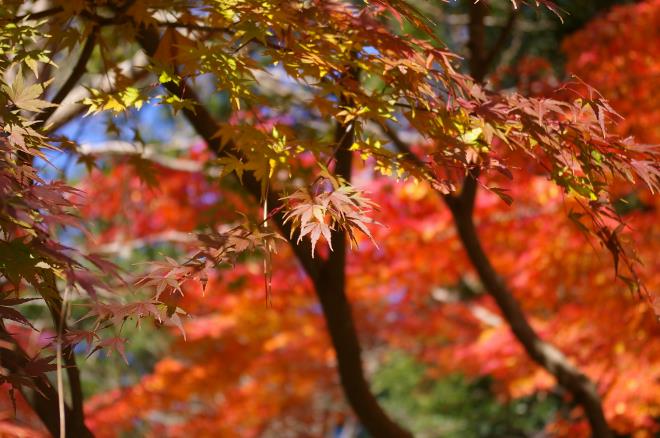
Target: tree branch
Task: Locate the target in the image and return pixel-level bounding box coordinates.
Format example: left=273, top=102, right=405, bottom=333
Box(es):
left=135, top=24, right=411, bottom=437
left=482, top=9, right=518, bottom=75
left=445, top=197, right=612, bottom=438
left=457, top=0, right=484, bottom=199
left=316, top=83, right=413, bottom=437
left=135, top=25, right=318, bottom=273
left=382, top=3, right=609, bottom=426
left=467, top=0, right=489, bottom=82
left=37, top=28, right=98, bottom=129
left=154, top=21, right=232, bottom=33
left=5, top=7, right=64, bottom=23
left=44, top=52, right=151, bottom=134
left=457, top=170, right=479, bottom=215
left=463, top=11, right=610, bottom=434
left=385, top=125, right=612, bottom=437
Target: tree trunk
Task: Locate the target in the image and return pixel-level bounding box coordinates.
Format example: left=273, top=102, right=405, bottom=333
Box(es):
left=446, top=196, right=612, bottom=438
left=456, top=3, right=612, bottom=435
left=136, top=24, right=412, bottom=437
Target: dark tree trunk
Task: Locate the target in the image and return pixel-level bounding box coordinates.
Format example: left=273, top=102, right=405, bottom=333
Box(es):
left=137, top=25, right=413, bottom=437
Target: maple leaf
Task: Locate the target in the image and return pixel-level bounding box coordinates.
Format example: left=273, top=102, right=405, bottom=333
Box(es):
left=88, top=337, right=129, bottom=364
left=282, top=177, right=378, bottom=256
left=631, top=159, right=660, bottom=194
left=0, top=298, right=37, bottom=329
left=63, top=329, right=100, bottom=351
left=21, top=355, right=57, bottom=377
left=2, top=74, right=54, bottom=113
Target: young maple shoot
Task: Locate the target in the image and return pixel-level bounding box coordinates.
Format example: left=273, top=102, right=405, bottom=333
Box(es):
left=137, top=223, right=283, bottom=294
left=282, top=169, right=379, bottom=257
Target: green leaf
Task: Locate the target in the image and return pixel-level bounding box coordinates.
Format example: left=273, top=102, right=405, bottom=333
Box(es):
left=3, top=74, right=54, bottom=112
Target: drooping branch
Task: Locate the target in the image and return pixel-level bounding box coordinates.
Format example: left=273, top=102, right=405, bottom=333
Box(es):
left=135, top=23, right=320, bottom=280
left=384, top=124, right=612, bottom=437
left=445, top=192, right=612, bottom=438
left=461, top=4, right=611, bottom=434
left=135, top=24, right=411, bottom=437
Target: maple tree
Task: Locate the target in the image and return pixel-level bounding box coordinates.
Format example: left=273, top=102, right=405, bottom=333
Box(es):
left=0, top=1, right=658, bottom=437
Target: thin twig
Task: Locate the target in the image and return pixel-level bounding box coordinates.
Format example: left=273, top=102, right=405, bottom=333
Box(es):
left=155, top=21, right=232, bottom=33
left=37, top=28, right=98, bottom=129
left=385, top=124, right=612, bottom=437
left=5, top=7, right=64, bottom=23
left=482, top=10, right=518, bottom=75
left=55, top=286, right=70, bottom=438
